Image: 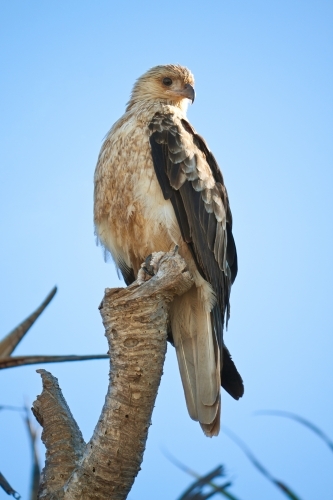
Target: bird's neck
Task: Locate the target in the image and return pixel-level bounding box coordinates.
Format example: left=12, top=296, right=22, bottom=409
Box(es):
left=126, top=98, right=188, bottom=116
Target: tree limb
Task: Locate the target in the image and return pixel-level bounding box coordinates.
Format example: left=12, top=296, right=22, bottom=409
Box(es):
left=32, top=370, right=86, bottom=499
left=0, top=354, right=108, bottom=370
left=0, top=471, right=21, bottom=499
left=23, top=404, right=41, bottom=500
left=32, top=250, right=193, bottom=499
left=0, top=287, right=57, bottom=358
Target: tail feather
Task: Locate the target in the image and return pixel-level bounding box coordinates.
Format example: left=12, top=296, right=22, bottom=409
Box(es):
left=221, top=344, right=244, bottom=400
left=170, top=286, right=221, bottom=433
left=174, top=330, right=198, bottom=420
left=200, top=396, right=221, bottom=437
left=196, top=311, right=220, bottom=406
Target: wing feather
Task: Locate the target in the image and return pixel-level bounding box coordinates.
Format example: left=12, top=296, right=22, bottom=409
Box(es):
left=149, top=111, right=244, bottom=401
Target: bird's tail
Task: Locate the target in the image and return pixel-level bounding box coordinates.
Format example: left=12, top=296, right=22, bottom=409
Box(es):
left=169, top=286, right=221, bottom=437
left=212, top=305, right=244, bottom=401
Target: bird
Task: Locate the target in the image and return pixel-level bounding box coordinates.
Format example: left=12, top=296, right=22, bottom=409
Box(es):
left=94, top=64, right=243, bottom=436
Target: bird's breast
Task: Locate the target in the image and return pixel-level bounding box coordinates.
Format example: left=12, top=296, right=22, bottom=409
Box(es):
left=94, top=115, right=181, bottom=273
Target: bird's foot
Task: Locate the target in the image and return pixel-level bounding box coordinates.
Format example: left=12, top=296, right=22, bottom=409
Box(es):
left=137, top=252, right=165, bottom=284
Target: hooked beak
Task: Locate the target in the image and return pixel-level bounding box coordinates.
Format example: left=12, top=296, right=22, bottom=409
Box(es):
left=183, top=83, right=195, bottom=103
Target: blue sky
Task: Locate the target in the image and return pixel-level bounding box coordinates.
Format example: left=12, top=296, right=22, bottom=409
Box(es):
left=0, top=1, right=332, bottom=499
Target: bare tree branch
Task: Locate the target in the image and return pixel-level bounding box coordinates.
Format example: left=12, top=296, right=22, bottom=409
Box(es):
left=32, top=250, right=193, bottom=499
left=0, top=287, right=57, bottom=358
left=0, top=471, right=21, bottom=499
left=0, top=354, right=108, bottom=370
left=0, top=286, right=109, bottom=371
left=32, top=370, right=86, bottom=499
left=23, top=404, right=41, bottom=500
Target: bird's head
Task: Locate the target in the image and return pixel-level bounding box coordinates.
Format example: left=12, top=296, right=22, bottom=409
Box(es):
left=127, top=64, right=195, bottom=112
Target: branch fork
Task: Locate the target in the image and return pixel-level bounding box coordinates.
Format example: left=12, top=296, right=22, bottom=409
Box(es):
left=32, top=250, right=193, bottom=499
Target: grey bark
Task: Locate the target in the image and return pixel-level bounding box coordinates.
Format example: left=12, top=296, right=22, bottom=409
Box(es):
left=32, top=250, right=193, bottom=499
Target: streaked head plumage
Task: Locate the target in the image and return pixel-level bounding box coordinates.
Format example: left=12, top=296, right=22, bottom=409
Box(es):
left=127, top=64, right=195, bottom=111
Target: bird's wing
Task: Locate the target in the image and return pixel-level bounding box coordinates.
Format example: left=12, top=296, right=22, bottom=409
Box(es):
left=149, top=112, right=235, bottom=324
left=149, top=112, right=243, bottom=402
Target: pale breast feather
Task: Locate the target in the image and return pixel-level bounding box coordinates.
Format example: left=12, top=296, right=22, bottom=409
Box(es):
left=94, top=110, right=182, bottom=280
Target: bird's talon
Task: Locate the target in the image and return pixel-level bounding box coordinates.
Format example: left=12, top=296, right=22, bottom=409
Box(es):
left=144, top=254, right=155, bottom=276
left=142, top=266, right=154, bottom=277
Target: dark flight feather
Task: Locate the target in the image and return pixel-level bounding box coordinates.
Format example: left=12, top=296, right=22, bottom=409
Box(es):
left=149, top=112, right=243, bottom=400
left=118, top=258, right=136, bottom=286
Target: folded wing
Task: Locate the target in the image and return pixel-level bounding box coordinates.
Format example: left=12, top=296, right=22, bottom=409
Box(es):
left=149, top=112, right=243, bottom=404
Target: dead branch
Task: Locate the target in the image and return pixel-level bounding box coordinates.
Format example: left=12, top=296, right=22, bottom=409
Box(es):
left=0, top=471, right=20, bottom=499
left=32, top=250, right=193, bottom=499
left=0, top=354, right=108, bottom=370
left=0, top=284, right=108, bottom=370
left=0, top=287, right=57, bottom=358
left=32, top=370, right=86, bottom=498
left=23, top=404, right=41, bottom=500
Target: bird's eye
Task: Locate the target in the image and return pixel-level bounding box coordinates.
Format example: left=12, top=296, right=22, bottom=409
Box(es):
left=163, top=77, right=173, bottom=86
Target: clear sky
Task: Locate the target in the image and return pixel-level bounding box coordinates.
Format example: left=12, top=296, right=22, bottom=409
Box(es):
left=0, top=1, right=332, bottom=499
